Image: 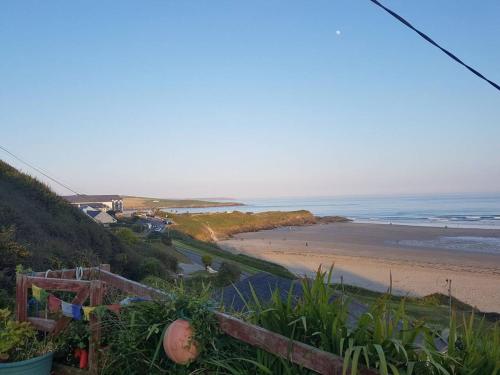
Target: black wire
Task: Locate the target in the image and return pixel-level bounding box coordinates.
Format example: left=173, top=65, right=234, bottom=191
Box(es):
left=0, top=144, right=81, bottom=195
left=369, top=0, right=500, bottom=92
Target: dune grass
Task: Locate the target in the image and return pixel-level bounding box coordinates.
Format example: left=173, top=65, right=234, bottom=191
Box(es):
left=169, top=210, right=317, bottom=241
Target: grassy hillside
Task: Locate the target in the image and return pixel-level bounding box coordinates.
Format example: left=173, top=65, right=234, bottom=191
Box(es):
left=123, top=196, right=243, bottom=210
left=168, top=210, right=318, bottom=241
left=0, top=160, right=177, bottom=305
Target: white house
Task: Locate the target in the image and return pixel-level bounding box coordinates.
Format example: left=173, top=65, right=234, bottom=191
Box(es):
left=64, top=194, right=123, bottom=212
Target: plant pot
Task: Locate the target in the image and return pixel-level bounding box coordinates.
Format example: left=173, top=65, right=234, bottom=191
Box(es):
left=0, top=352, right=53, bottom=375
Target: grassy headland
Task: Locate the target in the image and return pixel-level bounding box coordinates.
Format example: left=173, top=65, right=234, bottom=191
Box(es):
left=123, top=196, right=243, bottom=210
left=167, top=210, right=321, bottom=241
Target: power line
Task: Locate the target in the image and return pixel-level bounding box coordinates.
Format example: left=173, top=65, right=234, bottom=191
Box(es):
left=369, top=0, right=500, bottom=92
left=0, top=144, right=81, bottom=195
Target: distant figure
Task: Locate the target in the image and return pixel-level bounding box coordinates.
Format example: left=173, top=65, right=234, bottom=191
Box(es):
left=305, top=242, right=308, bottom=247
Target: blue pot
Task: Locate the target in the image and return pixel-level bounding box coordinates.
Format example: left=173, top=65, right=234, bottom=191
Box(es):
left=0, top=352, right=53, bottom=375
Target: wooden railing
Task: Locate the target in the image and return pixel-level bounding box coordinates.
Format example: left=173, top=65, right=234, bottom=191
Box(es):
left=16, top=266, right=377, bottom=375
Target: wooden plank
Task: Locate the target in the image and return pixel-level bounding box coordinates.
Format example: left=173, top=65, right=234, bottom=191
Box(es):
left=99, top=270, right=165, bottom=300
left=26, top=276, right=90, bottom=292
left=15, top=274, right=27, bottom=322
left=89, top=280, right=104, bottom=375
left=32, top=267, right=97, bottom=280
left=52, top=286, right=91, bottom=335
left=28, top=317, right=57, bottom=332
left=215, top=312, right=378, bottom=375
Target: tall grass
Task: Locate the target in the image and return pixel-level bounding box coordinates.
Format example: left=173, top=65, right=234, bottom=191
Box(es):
left=99, top=266, right=499, bottom=374
left=238, top=266, right=500, bottom=374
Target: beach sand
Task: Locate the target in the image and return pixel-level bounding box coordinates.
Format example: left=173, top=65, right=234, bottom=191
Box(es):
left=219, top=223, right=500, bottom=312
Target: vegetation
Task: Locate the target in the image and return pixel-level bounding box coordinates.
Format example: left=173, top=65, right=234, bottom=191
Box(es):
left=90, top=267, right=500, bottom=374
left=0, top=308, right=57, bottom=363
left=239, top=267, right=500, bottom=374
left=123, top=196, right=243, bottom=210
left=216, top=261, right=241, bottom=286
left=0, top=160, right=178, bottom=304
left=201, top=254, right=213, bottom=268
left=171, top=232, right=295, bottom=279
left=169, top=210, right=318, bottom=241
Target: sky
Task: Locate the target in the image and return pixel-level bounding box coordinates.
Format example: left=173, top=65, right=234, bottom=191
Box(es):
left=1, top=0, right=499, bottom=199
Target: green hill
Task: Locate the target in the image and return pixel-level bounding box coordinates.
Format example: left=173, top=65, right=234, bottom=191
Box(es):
left=0, top=160, right=176, bottom=305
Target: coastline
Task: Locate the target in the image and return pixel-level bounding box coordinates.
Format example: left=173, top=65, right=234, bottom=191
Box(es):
left=219, top=222, right=500, bottom=312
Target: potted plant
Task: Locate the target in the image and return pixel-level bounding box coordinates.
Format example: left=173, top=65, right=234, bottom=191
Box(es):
left=0, top=308, right=56, bottom=374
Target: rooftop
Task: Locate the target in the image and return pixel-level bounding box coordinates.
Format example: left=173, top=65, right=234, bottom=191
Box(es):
left=64, top=194, right=122, bottom=203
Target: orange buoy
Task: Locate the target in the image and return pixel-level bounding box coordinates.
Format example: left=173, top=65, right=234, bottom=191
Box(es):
left=163, top=319, right=199, bottom=364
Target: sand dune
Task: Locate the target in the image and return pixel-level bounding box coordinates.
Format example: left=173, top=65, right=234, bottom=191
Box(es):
left=219, top=223, right=500, bottom=312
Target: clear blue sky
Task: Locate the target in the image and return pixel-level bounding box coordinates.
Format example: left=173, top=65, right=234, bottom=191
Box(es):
left=1, top=1, right=499, bottom=198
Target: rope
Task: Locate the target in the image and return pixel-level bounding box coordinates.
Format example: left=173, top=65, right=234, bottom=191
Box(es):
left=45, top=269, right=52, bottom=278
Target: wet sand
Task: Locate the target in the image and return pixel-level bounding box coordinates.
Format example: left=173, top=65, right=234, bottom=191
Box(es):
left=219, top=223, right=500, bottom=312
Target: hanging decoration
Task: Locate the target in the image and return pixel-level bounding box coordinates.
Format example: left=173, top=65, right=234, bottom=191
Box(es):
left=28, top=284, right=140, bottom=322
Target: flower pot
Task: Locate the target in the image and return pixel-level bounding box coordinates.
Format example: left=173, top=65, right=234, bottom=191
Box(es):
left=0, top=352, right=53, bottom=375
left=163, top=319, right=199, bottom=364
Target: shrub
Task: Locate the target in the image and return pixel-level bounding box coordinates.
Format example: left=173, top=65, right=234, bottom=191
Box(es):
left=139, top=257, right=167, bottom=279
left=201, top=255, right=213, bottom=268
left=216, top=261, right=241, bottom=286
left=161, top=233, right=172, bottom=246
left=115, top=228, right=138, bottom=245
left=131, top=223, right=144, bottom=233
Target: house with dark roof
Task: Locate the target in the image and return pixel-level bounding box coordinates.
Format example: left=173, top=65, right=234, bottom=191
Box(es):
left=64, top=194, right=123, bottom=212
left=80, top=205, right=117, bottom=226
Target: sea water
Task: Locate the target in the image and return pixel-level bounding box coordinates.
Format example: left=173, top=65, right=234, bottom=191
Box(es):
left=164, top=194, right=500, bottom=230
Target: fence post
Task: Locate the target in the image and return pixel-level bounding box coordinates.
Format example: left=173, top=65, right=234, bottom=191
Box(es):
left=89, top=279, right=104, bottom=374
left=15, top=274, right=27, bottom=322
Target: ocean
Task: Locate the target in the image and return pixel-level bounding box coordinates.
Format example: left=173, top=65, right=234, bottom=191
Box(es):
left=164, top=194, right=500, bottom=230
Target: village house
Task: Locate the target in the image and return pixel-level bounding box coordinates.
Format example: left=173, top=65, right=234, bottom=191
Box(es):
left=79, top=205, right=117, bottom=226
left=64, top=194, right=123, bottom=212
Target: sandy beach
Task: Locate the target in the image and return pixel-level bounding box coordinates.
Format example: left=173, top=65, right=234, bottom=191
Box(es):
left=219, top=223, right=500, bottom=313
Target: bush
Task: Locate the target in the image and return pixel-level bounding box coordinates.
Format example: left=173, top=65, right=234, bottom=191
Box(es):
left=115, top=228, right=138, bottom=245
left=201, top=255, right=213, bottom=268
left=146, top=247, right=178, bottom=273
left=161, top=233, right=172, bottom=246
left=139, top=257, right=167, bottom=279
left=131, top=224, right=144, bottom=233
left=216, top=261, right=241, bottom=286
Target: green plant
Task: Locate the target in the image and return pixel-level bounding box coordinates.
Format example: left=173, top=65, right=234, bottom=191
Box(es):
left=0, top=308, right=57, bottom=363
left=201, top=254, right=213, bottom=268
left=0, top=308, right=35, bottom=362
left=216, top=261, right=241, bottom=286
left=100, top=282, right=255, bottom=374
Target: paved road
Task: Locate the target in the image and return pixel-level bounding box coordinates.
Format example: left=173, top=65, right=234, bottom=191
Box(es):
left=174, top=242, right=250, bottom=280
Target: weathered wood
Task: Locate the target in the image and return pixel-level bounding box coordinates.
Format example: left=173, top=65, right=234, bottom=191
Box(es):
left=26, top=276, right=91, bottom=292
left=28, top=317, right=57, bottom=332
left=20, top=267, right=379, bottom=375
left=15, top=274, right=27, bottom=322
left=32, top=267, right=98, bottom=280
left=89, top=280, right=104, bottom=375
left=99, top=270, right=165, bottom=300
left=52, top=285, right=91, bottom=335
left=215, top=312, right=378, bottom=375
left=99, top=264, right=110, bottom=272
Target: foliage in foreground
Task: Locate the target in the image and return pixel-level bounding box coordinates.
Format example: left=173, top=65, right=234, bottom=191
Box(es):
left=240, top=267, right=500, bottom=374
left=0, top=308, right=57, bottom=363
left=99, top=267, right=500, bottom=374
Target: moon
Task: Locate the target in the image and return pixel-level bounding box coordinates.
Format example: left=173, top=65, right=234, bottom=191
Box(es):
left=336, top=30, right=341, bottom=36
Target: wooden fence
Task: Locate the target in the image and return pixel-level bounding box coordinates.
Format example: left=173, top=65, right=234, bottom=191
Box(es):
left=16, top=265, right=377, bottom=375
